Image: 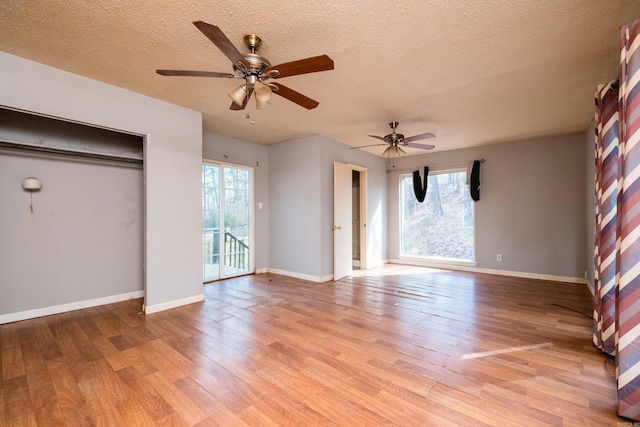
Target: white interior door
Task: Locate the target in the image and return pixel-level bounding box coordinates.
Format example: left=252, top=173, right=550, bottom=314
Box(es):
left=334, top=161, right=352, bottom=281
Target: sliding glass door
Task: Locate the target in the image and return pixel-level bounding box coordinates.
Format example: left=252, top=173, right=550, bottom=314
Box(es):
left=202, top=162, right=253, bottom=281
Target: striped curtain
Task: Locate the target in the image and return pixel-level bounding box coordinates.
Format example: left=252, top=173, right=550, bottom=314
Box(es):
left=594, top=18, right=640, bottom=421
left=593, top=81, right=619, bottom=356
left=616, top=18, right=640, bottom=420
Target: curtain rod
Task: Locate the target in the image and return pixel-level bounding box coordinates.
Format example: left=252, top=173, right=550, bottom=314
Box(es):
left=387, top=158, right=485, bottom=174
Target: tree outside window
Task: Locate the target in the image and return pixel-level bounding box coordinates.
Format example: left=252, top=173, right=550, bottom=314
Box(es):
left=400, top=169, right=474, bottom=262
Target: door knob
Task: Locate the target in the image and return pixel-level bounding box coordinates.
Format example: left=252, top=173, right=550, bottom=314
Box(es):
left=332, top=225, right=342, bottom=230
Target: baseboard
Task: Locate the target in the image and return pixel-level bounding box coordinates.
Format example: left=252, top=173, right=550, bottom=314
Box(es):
left=366, top=259, right=389, bottom=269
left=265, top=262, right=394, bottom=283
left=144, top=293, right=205, bottom=314
left=266, top=268, right=333, bottom=283
left=586, top=279, right=594, bottom=296
left=255, top=267, right=269, bottom=274
left=239, top=260, right=585, bottom=287
left=389, top=258, right=586, bottom=285
left=0, top=290, right=145, bottom=325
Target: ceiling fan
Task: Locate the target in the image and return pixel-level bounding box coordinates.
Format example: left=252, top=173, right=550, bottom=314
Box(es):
left=156, top=21, right=334, bottom=111
left=352, top=121, right=436, bottom=157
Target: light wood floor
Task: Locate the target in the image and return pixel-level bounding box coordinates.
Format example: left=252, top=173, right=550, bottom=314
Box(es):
left=1, top=265, right=624, bottom=426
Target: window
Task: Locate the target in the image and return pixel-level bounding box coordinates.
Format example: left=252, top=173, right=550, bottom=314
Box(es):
left=400, top=168, right=474, bottom=262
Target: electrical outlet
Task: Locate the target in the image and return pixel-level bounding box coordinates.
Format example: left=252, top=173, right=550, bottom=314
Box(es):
left=496, top=254, right=502, bottom=261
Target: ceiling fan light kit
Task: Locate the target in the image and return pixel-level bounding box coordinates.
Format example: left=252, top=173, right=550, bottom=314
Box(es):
left=255, top=97, right=271, bottom=110
left=381, top=145, right=406, bottom=158
left=228, top=84, right=249, bottom=106
left=157, top=21, right=334, bottom=111
left=253, top=80, right=272, bottom=110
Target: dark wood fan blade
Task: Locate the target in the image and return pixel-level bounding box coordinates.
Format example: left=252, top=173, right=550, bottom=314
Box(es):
left=404, top=132, right=436, bottom=143
left=271, top=83, right=319, bottom=109
left=405, top=142, right=435, bottom=150
left=230, top=88, right=254, bottom=110
left=265, top=55, right=334, bottom=79
left=193, top=21, right=249, bottom=69
left=350, top=143, right=389, bottom=149
left=367, top=135, right=387, bottom=142
left=156, top=70, right=236, bottom=78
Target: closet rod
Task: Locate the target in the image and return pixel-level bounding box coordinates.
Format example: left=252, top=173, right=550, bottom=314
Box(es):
left=0, top=139, right=143, bottom=165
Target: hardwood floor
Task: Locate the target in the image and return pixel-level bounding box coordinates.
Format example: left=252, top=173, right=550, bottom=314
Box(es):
left=0, top=265, right=625, bottom=426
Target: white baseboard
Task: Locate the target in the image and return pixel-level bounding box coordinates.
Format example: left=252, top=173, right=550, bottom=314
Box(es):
left=266, top=268, right=334, bottom=283
left=0, top=290, right=145, bottom=325
left=586, top=279, right=594, bottom=296
left=255, top=267, right=269, bottom=274
left=366, top=259, right=389, bottom=269
left=144, top=293, right=205, bottom=314
left=319, top=274, right=334, bottom=282
left=389, top=258, right=586, bottom=285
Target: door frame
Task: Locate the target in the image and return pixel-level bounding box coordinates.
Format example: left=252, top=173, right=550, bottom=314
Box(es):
left=202, top=159, right=255, bottom=282
left=350, top=163, right=368, bottom=270
left=334, top=162, right=368, bottom=281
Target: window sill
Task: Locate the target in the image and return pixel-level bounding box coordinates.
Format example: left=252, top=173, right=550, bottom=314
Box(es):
left=396, top=256, right=477, bottom=269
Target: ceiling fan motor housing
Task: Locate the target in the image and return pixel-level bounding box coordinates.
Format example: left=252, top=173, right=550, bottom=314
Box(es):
left=231, top=34, right=278, bottom=84
left=233, top=53, right=271, bottom=77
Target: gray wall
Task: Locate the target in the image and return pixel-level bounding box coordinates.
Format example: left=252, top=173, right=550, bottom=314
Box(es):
left=202, top=131, right=269, bottom=271
left=388, top=132, right=587, bottom=280
left=269, top=136, right=324, bottom=277
left=0, top=109, right=144, bottom=316
left=0, top=153, right=143, bottom=314
left=0, top=51, right=203, bottom=317
left=268, top=134, right=387, bottom=280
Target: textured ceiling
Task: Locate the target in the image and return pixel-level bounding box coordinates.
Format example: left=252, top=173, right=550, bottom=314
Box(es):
left=1, top=1, right=640, bottom=155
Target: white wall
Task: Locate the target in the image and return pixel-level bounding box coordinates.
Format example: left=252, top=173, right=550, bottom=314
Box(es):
left=202, top=131, right=269, bottom=271
left=388, top=132, right=587, bottom=282
left=0, top=51, right=203, bottom=318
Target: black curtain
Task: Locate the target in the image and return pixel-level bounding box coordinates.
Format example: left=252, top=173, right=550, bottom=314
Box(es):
left=412, top=167, right=429, bottom=202
left=470, top=160, right=480, bottom=201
